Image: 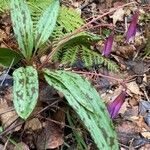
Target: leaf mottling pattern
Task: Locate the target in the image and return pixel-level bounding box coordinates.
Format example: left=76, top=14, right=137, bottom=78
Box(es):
left=35, top=0, right=60, bottom=50
left=44, top=69, right=119, bottom=150
left=10, top=0, right=34, bottom=60
left=13, top=66, right=39, bottom=119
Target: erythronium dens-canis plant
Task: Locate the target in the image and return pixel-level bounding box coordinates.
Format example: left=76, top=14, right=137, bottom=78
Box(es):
left=0, top=0, right=119, bottom=149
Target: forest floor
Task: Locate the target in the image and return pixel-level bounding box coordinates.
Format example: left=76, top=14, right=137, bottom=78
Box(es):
left=0, top=0, right=150, bottom=150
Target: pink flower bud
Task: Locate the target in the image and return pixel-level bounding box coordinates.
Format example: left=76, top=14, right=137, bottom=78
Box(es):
left=126, top=11, right=139, bottom=43
left=107, top=91, right=126, bottom=119
left=102, top=34, right=114, bottom=57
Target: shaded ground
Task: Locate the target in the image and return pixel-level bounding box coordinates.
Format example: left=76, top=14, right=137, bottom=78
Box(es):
left=0, top=0, right=150, bottom=149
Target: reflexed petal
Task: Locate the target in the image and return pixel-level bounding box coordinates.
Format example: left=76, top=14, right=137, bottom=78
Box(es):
left=126, top=11, right=139, bottom=43
left=102, top=34, right=114, bottom=57
left=107, top=91, right=126, bottom=119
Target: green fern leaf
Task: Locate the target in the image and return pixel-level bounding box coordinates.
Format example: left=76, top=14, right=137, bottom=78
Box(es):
left=62, top=46, right=79, bottom=65
left=28, top=2, right=84, bottom=39
left=53, top=34, right=119, bottom=72
left=53, top=6, right=84, bottom=37
left=1, top=0, right=119, bottom=72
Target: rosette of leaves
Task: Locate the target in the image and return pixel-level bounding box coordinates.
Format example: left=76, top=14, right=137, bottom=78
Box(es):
left=28, top=1, right=119, bottom=71
left=0, top=0, right=119, bottom=149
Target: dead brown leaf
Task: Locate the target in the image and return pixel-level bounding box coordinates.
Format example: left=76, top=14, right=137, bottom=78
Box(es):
left=24, top=118, right=42, bottom=131
left=110, top=8, right=125, bottom=25
left=133, top=116, right=150, bottom=132
left=141, top=131, right=150, bottom=139
left=126, top=81, right=142, bottom=95
left=0, top=89, right=20, bottom=131
left=115, top=44, right=136, bottom=58
left=36, top=121, right=64, bottom=149
left=116, top=120, right=140, bottom=145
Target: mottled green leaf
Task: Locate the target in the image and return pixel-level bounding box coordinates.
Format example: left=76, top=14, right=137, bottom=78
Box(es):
left=10, top=0, right=34, bottom=60
left=13, top=66, right=39, bottom=119
left=0, top=48, right=22, bottom=67
left=44, top=69, right=119, bottom=150
left=35, top=0, right=60, bottom=50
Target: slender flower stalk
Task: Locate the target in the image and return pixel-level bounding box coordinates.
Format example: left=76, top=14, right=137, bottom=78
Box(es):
left=107, top=90, right=126, bottom=119
left=126, top=11, right=139, bottom=43
left=102, top=34, right=114, bottom=57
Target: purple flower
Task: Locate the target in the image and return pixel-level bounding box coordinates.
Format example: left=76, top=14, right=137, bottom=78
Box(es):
left=126, top=11, right=139, bottom=43
left=102, top=34, right=114, bottom=57
left=107, top=91, right=126, bottom=119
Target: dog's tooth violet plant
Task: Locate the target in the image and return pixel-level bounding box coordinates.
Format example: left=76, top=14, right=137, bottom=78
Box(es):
left=102, top=33, right=114, bottom=57
left=126, top=10, right=139, bottom=43
left=107, top=90, right=127, bottom=119
left=0, top=0, right=121, bottom=149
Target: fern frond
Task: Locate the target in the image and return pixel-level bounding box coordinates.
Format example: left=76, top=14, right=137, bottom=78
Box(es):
left=62, top=46, right=79, bottom=65
left=27, top=0, right=52, bottom=32
left=0, top=0, right=83, bottom=38
left=29, top=2, right=84, bottom=39
left=1, top=0, right=119, bottom=72
left=52, top=32, right=119, bottom=72
left=53, top=44, right=119, bottom=72
left=57, top=6, right=84, bottom=33
left=52, top=6, right=84, bottom=39
left=82, top=46, right=119, bottom=72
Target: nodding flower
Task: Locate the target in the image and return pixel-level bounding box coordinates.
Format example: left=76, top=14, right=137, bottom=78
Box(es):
left=107, top=91, right=126, bottom=119
left=102, top=34, right=114, bottom=57
left=126, top=11, right=139, bottom=43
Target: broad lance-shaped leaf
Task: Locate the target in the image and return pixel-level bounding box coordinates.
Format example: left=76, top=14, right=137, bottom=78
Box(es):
left=35, top=0, right=60, bottom=50
left=13, top=66, right=38, bottom=119
left=44, top=69, right=119, bottom=150
left=0, top=48, right=22, bottom=67
left=10, top=0, right=34, bottom=60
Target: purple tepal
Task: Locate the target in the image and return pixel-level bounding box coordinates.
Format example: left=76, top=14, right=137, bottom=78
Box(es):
left=126, top=11, right=139, bottom=43
left=102, top=34, right=114, bottom=57
left=107, top=90, right=126, bottom=119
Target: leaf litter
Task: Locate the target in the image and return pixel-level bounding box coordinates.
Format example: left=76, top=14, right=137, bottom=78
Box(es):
left=0, top=0, right=150, bottom=149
